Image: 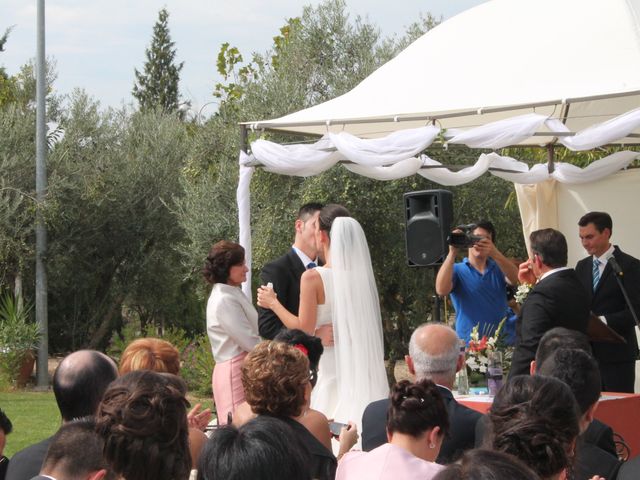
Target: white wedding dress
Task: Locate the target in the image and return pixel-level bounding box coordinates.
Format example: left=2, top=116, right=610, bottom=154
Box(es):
left=309, top=218, right=389, bottom=429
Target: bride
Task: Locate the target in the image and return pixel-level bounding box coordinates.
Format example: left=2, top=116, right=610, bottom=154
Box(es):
left=257, top=204, right=389, bottom=426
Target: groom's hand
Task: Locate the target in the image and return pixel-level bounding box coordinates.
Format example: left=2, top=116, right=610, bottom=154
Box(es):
left=315, top=324, right=334, bottom=347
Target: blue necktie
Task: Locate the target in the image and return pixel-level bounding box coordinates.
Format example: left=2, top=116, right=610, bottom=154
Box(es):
left=592, top=258, right=601, bottom=291
left=306, top=262, right=317, bottom=269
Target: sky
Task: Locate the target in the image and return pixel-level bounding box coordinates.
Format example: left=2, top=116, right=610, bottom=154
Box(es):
left=1, top=1, right=487, bottom=113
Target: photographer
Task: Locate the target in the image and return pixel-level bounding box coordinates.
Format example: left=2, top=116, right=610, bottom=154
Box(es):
left=435, top=221, right=518, bottom=343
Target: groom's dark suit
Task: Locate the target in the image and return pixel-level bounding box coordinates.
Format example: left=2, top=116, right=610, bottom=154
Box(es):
left=575, top=246, right=640, bottom=392
left=258, top=249, right=306, bottom=339
left=509, top=269, right=590, bottom=377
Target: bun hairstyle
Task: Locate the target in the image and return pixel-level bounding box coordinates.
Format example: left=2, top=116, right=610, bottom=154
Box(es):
left=386, top=379, right=449, bottom=438
left=96, top=370, right=191, bottom=480
left=203, top=240, right=245, bottom=285
left=318, top=204, right=351, bottom=234
left=488, top=375, right=580, bottom=479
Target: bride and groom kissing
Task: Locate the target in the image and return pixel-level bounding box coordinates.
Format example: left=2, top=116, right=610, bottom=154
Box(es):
left=256, top=203, right=389, bottom=429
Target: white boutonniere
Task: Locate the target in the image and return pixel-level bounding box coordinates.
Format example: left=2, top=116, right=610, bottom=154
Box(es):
left=514, top=283, right=533, bottom=305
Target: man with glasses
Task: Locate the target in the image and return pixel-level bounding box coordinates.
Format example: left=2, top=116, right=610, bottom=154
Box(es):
left=508, top=228, right=590, bottom=378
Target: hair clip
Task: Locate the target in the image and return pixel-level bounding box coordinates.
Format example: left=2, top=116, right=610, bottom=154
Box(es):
left=293, top=344, right=308, bottom=356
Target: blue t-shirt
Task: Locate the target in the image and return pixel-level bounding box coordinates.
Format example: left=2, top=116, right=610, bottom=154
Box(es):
left=450, top=257, right=509, bottom=343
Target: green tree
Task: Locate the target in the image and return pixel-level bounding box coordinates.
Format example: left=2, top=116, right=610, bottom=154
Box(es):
left=132, top=8, right=184, bottom=114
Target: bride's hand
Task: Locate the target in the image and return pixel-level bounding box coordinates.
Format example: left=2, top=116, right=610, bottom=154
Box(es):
left=257, top=286, right=278, bottom=309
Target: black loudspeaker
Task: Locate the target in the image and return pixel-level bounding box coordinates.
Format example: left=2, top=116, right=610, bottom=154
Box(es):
left=404, top=190, right=453, bottom=267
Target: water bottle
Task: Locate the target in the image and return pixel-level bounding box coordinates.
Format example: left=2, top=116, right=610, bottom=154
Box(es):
left=457, top=366, right=469, bottom=395
left=487, top=351, right=503, bottom=396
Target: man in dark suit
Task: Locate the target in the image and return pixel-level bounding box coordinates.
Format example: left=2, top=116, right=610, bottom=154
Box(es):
left=361, top=323, right=481, bottom=464
left=257, top=203, right=323, bottom=340
left=7, top=350, right=118, bottom=480
left=576, top=211, right=640, bottom=393
left=509, top=228, right=590, bottom=378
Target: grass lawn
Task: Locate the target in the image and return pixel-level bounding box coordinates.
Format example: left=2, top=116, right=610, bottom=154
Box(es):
left=0, top=390, right=60, bottom=457
left=0, top=389, right=215, bottom=458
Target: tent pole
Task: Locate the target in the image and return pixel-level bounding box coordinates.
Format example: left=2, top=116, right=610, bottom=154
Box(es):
left=240, top=124, right=248, bottom=153
left=547, top=144, right=555, bottom=173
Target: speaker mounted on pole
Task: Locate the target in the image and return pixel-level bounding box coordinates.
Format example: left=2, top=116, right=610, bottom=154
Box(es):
left=404, top=189, right=453, bottom=267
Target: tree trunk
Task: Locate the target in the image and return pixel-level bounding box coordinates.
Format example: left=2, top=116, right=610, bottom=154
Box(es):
left=88, top=294, right=125, bottom=349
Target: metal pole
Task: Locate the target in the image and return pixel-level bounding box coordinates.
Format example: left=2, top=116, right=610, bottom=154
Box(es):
left=35, top=0, right=49, bottom=388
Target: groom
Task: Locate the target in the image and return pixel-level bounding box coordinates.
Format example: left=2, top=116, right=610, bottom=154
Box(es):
left=258, top=202, right=324, bottom=339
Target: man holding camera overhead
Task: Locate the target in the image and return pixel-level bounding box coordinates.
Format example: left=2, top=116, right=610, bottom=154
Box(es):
left=435, top=221, right=518, bottom=343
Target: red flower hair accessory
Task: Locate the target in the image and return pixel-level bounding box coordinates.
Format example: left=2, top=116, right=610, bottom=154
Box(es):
left=293, top=344, right=308, bottom=356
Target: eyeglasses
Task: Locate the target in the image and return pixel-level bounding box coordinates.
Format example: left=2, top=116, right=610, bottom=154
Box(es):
left=309, top=368, right=318, bottom=388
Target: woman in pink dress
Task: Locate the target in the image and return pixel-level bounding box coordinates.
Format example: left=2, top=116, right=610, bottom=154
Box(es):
left=204, top=240, right=260, bottom=424
left=336, top=379, right=449, bottom=480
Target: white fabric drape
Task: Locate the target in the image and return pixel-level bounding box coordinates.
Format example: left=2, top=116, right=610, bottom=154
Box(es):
left=238, top=108, right=640, bottom=283
left=237, top=152, right=254, bottom=298
left=447, top=113, right=548, bottom=149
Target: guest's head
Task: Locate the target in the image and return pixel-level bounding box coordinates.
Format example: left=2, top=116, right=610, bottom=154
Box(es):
left=433, top=449, right=541, bottom=480
left=537, top=348, right=601, bottom=432
left=488, top=375, right=581, bottom=480
left=529, top=228, right=568, bottom=269
left=0, top=408, right=12, bottom=457
left=197, top=416, right=310, bottom=480
left=242, top=341, right=310, bottom=418
left=293, top=203, right=323, bottom=260
left=386, top=379, right=449, bottom=462
left=274, top=328, right=323, bottom=388
left=532, top=327, right=591, bottom=374
left=578, top=211, right=613, bottom=257
left=96, top=370, right=191, bottom=480
left=119, top=337, right=181, bottom=375
left=474, top=220, right=497, bottom=243
left=40, top=418, right=114, bottom=480
left=203, top=240, right=247, bottom=286
left=407, top=323, right=464, bottom=389
left=53, top=350, right=118, bottom=422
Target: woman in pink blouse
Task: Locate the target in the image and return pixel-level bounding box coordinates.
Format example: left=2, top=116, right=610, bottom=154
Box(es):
left=336, top=379, right=449, bottom=480
left=204, top=241, right=260, bottom=424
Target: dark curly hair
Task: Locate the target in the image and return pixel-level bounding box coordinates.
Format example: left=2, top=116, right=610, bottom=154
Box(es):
left=96, top=370, right=191, bottom=480
left=241, top=341, right=310, bottom=418
left=488, top=375, right=580, bottom=479
left=203, top=240, right=244, bottom=285
left=387, top=379, right=449, bottom=438
left=274, top=328, right=323, bottom=387
left=317, top=204, right=351, bottom=233
left=433, top=449, right=541, bottom=480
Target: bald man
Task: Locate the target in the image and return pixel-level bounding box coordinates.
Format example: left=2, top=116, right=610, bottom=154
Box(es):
left=7, top=350, right=118, bottom=480
left=361, top=324, right=481, bottom=464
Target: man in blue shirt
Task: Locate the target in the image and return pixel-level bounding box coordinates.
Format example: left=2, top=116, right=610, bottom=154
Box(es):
left=435, top=221, right=518, bottom=343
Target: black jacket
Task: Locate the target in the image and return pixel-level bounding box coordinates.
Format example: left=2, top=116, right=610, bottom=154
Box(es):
left=509, top=268, right=590, bottom=378
left=257, top=249, right=306, bottom=339
left=361, top=385, right=481, bottom=464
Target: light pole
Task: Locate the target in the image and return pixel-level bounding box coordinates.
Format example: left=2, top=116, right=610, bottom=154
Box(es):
left=35, top=0, right=49, bottom=388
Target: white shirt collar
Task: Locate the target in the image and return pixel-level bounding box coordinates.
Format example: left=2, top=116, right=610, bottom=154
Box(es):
left=539, top=266, right=571, bottom=281
left=594, top=244, right=615, bottom=264
left=292, top=246, right=315, bottom=267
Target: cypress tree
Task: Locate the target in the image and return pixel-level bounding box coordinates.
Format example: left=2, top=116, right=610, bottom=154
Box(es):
left=132, top=8, right=184, bottom=113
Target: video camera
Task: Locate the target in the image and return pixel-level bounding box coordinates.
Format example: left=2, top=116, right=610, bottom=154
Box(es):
left=447, top=224, right=484, bottom=248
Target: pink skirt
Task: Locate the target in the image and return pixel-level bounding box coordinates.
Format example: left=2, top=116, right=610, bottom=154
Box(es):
left=212, top=351, right=247, bottom=425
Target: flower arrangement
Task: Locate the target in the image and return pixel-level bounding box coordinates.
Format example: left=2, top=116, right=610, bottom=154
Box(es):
left=514, top=283, right=533, bottom=305
left=465, top=317, right=512, bottom=375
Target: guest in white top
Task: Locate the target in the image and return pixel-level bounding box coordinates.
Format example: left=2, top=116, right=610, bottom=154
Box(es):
left=204, top=240, right=260, bottom=424
left=336, top=379, right=449, bottom=480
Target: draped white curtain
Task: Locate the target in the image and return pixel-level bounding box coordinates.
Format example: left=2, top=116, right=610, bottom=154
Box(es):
left=238, top=109, right=640, bottom=296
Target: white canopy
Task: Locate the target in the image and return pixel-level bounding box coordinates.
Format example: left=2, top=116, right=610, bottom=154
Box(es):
left=244, top=0, right=640, bottom=143
left=237, top=0, right=640, bottom=296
